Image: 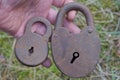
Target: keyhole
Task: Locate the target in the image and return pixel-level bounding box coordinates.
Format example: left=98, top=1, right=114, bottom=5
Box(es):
left=70, top=52, right=79, bottom=64
left=28, top=47, right=34, bottom=56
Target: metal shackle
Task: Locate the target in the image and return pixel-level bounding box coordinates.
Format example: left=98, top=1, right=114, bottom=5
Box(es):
left=55, top=2, right=94, bottom=29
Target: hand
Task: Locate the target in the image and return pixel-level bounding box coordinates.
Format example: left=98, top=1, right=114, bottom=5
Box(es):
left=0, top=0, right=80, bottom=67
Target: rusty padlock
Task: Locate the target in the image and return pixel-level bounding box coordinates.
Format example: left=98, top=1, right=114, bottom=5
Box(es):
left=15, top=17, right=51, bottom=67
left=51, top=2, right=100, bottom=78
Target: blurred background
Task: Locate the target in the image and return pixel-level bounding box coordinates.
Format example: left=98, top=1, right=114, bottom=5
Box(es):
left=0, top=0, right=120, bottom=80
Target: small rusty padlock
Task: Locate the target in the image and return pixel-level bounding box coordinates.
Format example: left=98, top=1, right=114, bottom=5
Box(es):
left=51, top=2, right=100, bottom=77
left=15, top=17, right=51, bottom=67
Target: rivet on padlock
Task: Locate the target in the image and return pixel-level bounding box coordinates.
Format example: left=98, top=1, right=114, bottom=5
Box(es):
left=51, top=2, right=101, bottom=78
left=14, top=17, right=51, bottom=67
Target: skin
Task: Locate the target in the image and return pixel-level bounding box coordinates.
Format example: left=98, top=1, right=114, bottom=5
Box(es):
left=0, top=0, right=80, bottom=67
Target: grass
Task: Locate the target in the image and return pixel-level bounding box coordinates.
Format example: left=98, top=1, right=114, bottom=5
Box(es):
left=0, top=0, right=120, bottom=80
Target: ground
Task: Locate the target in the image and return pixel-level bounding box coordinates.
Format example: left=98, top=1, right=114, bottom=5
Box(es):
left=0, top=0, right=120, bottom=80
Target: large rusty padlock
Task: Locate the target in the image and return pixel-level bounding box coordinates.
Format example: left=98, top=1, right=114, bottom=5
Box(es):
left=51, top=2, right=101, bottom=78
left=15, top=17, right=51, bottom=67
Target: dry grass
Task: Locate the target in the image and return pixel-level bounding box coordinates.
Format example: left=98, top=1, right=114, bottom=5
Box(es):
left=0, top=0, right=120, bottom=80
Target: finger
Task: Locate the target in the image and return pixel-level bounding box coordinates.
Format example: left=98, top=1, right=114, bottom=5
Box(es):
left=32, top=23, right=46, bottom=35
left=47, top=8, right=80, bottom=34
left=67, top=10, right=76, bottom=21
left=64, top=0, right=76, bottom=21
left=52, top=0, right=76, bottom=21
left=63, top=19, right=81, bottom=34
left=52, top=0, right=65, bottom=7
left=41, top=57, right=52, bottom=68
left=47, top=8, right=58, bottom=25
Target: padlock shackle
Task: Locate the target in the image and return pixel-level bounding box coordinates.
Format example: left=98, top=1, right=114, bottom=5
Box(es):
left=55, top=2, right=94, bottom=29
left=25, top=17, right=51, bottom=39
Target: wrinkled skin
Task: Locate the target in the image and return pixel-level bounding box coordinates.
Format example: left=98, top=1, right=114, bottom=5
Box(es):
left=0, top=0, right=80, bottom=67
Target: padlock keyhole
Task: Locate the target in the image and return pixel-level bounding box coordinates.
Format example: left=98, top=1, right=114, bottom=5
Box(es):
left=70, top=52, right=79, bottom=64
left=28, top=46, right=34, bottom=56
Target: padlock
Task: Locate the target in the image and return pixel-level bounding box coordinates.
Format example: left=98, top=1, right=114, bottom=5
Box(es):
left=15, top=17, right=51, bottom=67
left=51, top=2, right=100, bottom=78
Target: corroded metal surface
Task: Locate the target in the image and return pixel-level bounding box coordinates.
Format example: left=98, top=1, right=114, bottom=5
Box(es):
left=51, top=2, right=101, bottom=78
left=15, top=17, right=51, bottom=67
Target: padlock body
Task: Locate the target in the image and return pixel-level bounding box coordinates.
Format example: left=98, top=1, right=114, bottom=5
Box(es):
left=15, top=33, right=48, bottom=67
left=51, top=27, right=100, bottom=77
